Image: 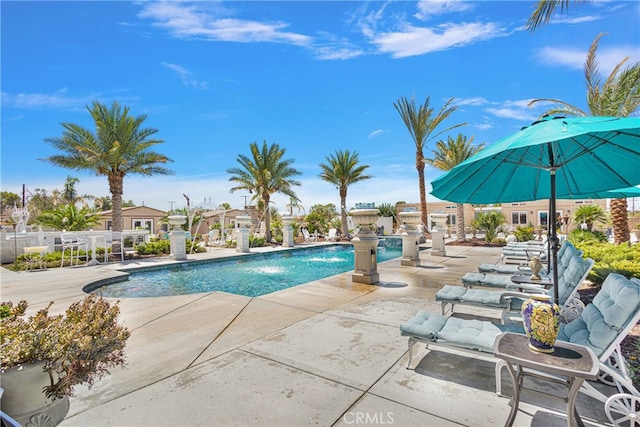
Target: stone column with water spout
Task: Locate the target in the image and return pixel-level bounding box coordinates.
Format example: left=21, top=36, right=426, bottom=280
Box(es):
left=350, top=205, right=380, bottom=284
left=430, top=212, right=448, bottom=256
left=168, top=214, right=187, bottom=260
left=398, top=209, right=421, bottom=267
left=281, top=215, right=294, bottom=248
left=236, top=213, right=251, bottom=253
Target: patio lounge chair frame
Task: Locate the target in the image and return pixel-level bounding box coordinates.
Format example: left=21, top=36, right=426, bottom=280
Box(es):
left=436, top=256, right=594, bottom=324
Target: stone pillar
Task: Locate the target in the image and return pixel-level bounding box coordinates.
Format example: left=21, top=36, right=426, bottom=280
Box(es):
left=236, top=214, right=251, bottom=253
left=281, top=216, right=294, bottom=248
left=398, top=210, right=421, bottom=267
left=430, top=213, right=448, bottom=256
left=168, top=215, right=187, bottom=261
left=350, top=207, right=380, bottom=284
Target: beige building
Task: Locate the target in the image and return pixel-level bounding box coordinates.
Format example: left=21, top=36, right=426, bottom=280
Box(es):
left=397, top=198, right=608, bottom=233
left=94, top=206, right=168, bottom=233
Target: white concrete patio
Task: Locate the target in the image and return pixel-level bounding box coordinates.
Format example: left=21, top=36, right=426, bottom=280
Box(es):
left=0, top=243, right=616, bottom=426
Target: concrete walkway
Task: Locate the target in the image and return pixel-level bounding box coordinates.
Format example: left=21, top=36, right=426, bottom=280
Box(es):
left=1, top=243, right=614, bottom=426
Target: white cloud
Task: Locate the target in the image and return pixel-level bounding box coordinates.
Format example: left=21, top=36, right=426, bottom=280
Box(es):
left=161, top=62, right=209, bottom=90
left=371, top=21, right=504, bottom=58
left=138, top=2, right=312, bottom=46
left=455, top=96, right=489, bottom=106
left=368, top=129, right=386, bottom=139
left=415, top=0, right=472, bottom=21
left=314, top=46, right=364, bottom=61
left=483, top=99, right=541, bottom=122
left=1, top=89, right=91, bottom=110
left=535, top=45, right=640, bottom=76
left=552, top=15, right=601, bottom=25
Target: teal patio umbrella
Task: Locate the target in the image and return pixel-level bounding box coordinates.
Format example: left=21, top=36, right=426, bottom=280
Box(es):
left=430, top=116, right=640, bottom=302
left=559, top=185, right=640, bottom=200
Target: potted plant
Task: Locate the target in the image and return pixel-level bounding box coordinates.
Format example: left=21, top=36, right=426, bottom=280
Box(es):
left=0, top=295, right=130, bottom=426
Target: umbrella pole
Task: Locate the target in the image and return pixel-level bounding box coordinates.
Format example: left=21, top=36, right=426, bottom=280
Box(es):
left=550, top=170, right=560, bottom=303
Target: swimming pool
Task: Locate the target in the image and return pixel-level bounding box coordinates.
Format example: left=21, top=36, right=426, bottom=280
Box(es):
left=91, top=241, right=404, bottom=298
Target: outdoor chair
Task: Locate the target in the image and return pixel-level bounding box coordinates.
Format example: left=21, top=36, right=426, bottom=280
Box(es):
left=477, top=240, right=575, bottom=276
left=108, top=231, right=125, bottom=262
left=94, top=231, right=124, bottom=263
left=326, top=228, right=338, bottom=242
left=400, top=273, right=640, bottom=423
left=435, top=255, right=594, bottom=324
left=207, top=229, right=220, bottom=246
left=302, top=228, right=314, bottom=243
left=461, top=241, right=582, bottom=290
left=60, top=232, right=87, bottom=267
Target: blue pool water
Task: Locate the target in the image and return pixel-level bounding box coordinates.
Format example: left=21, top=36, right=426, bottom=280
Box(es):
left=91, top=241, right=404, bottom=298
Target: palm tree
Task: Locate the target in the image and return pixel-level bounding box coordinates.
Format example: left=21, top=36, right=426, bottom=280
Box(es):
left=393, top=96, right=465, bottom=228
left=529, top=33, right=640, bottom=243
left=526, top=0, right=588, bottom=32
left=36, top=204, right=100, bottom=231
left=426, top=134, right=485, bottom=242
left=43, top=101, right=174, bottom=232
left=573, top=205, right=607, bottom=232
left=227, top=141, right=301, bottom=243
left=61, top=176, right=94, bottom=207
left=319, top=150, right=371, bottom=239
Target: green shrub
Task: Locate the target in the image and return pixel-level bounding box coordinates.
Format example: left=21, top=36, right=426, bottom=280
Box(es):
left=569, top=229, right=607, bottom=243
left=572, top=240, right=640, bottom=284
left=186, top=240, right=206, bottom=253
left=249, top=235, right=266, bottom=247
left=135, top=240, right=170, bottom=255
left=513, top=226, right=534, bottom=242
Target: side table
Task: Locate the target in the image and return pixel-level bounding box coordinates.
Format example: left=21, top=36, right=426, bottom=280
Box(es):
left=510, top=274, right=553, bottom=289
left=493, top=332, right=599, bottom=427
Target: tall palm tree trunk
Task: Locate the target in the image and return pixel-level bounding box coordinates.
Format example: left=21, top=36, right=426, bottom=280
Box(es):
left=108, top=175, right=124, bottom=232
left=610, top=198, right=630, bottom=244
left=417, top=160, right=429, bottom=235
left=263, top=195, right=272, bottom=242
left=340, top=188, right=349, bottom=239
left=456, top=203, right=466, bottom=241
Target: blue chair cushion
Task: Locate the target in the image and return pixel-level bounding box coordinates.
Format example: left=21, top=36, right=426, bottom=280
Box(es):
left=477, top=263, right=520, bottom=274
left=400, top=311, right=448, bottom=339
left=459, top=289, right=505, bottom=307
left=558, top=273, right=640, bottom=357
left=555, top=255, right=590, bottom=304
left=461, top=273, right=511, bottom=289
left=436, top=317, right=522, bottom=352
left=435, top=285, right=467, bottom=302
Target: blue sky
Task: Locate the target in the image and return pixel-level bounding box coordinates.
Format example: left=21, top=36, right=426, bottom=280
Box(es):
left=2, top=1, right=639, bottom=213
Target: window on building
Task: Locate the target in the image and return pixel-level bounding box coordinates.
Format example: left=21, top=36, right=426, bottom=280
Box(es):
left=132, top=219, right=153, bottom=233
left=539, top=212, right=548, bottom=228
left=446, top=214, right=456, bottom=225
left=511, top=211, right=527, bottom=225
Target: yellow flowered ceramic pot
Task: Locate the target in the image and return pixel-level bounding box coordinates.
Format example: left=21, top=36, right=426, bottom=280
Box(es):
left=521, top=294, right=560, bottom=353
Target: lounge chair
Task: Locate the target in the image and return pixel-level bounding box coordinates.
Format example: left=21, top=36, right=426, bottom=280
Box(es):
left=461, top=240, right=583, bottom=290
left=436, top=255, right=594, bottom=324
left=478, top=240, right=575, bottom=275
left=326, top=228, right=338, bottom=242
left=400, top=273, right=640, bottom=422
left=301, top=228, right=315, bottom=243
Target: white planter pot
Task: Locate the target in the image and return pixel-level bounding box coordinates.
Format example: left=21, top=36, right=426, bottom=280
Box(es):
left=0, top=362, right=70, bottom=426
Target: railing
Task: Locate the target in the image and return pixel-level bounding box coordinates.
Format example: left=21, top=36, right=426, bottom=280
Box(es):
left=0, top=229, right=150, bottom=263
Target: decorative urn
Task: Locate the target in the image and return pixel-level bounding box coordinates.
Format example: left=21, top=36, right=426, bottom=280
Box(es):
left=521, top=295, right=560, bottom=353
left=529, top=257, right=543, bottom=280
left=167, top=215, right=187, bottom=230
left=350, top=204, right=380, bottom=232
